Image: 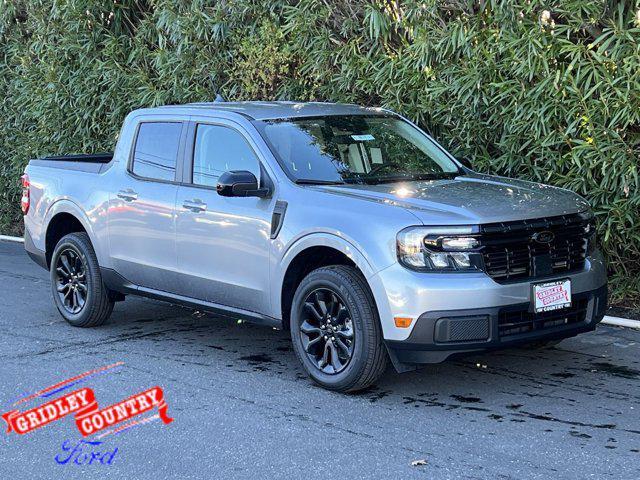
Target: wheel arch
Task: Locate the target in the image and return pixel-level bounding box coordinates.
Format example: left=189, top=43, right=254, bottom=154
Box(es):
left=44, top=201, right=98, bottom=268
left=275, top=233, right=384, bottom=329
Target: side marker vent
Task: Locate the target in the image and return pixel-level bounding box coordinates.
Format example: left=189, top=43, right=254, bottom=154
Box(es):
left=270, top=201, right=288, bottom=239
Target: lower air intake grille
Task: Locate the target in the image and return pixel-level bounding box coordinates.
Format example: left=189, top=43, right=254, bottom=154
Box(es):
left=498, top=296, right=589, bottom=338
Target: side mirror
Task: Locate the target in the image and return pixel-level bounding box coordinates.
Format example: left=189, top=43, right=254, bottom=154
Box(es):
left=458, top=157, right=473, bottom=170
left=217, top=170, right=270, bottom=198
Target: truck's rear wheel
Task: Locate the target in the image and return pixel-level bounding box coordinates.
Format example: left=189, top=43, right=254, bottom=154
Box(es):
left=290, top=265, right=387, bottom=392
left=50, top=232, right=114, bottom=327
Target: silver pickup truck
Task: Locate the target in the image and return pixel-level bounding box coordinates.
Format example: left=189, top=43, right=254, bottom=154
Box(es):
left=21, top=101, right=607, bottom=392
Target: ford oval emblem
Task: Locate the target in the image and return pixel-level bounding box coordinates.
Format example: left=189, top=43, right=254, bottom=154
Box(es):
left=533, top=231, right=555, bottom=244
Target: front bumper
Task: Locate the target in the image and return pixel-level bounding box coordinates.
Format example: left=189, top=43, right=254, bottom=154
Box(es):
left=369, top=250, right=607, bottom=342
left=385, top=283, right=607, bottom=366
left=367, top=249, right=608, bottom=369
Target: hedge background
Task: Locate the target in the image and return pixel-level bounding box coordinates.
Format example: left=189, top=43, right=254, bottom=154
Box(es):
left=1, top=0, right=638, bottom=304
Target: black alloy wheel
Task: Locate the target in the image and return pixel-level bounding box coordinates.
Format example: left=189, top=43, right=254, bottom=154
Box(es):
left=299, top=288, right=355, bottom=374
left=290, top=265, right=388, bottom=392
left=55, top=247, right=88, bottom=314
left=50, top=232, right=114, bottom=327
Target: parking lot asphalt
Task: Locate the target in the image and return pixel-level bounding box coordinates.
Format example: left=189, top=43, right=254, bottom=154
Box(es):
left=0, top=240, right=638, bottom=479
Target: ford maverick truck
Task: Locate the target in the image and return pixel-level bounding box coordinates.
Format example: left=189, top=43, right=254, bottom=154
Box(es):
left=21, top=102, right=607, bottom=391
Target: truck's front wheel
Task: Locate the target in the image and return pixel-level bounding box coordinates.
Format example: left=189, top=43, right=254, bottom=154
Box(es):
left=50, top=232, right=114, bottom=327
left=290, top=266, right=387, bottom=392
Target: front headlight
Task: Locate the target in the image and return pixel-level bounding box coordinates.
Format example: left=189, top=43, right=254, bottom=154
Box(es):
left=397, top=226, right=482, bottom=271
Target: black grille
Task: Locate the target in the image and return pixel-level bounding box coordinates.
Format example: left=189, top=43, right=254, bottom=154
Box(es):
left=479, top=213, right=592, bottom=283
left=434, top=316, right=490, bottom=343
left=498, top=297, right=589, bottom=338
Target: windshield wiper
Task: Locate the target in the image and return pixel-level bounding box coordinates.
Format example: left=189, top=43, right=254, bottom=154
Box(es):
left=363, top=172, right=461, bottom=184
left=294, top=178, right=345, bottom=185
left=295, top=172, right=460, bottom=186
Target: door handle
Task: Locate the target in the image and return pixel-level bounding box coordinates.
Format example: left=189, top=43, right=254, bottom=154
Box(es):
left=117, top=189, right=138, bottom=201
left=182, top=199, right=207, bottom=212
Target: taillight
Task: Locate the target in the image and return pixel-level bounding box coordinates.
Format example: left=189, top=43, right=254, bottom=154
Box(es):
left=20, top=174, right=30, bottom=215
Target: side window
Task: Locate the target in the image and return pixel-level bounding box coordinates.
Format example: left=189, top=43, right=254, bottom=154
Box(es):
left=131, top=122, right=183, bottom=181
left=192, top=124, right=260, bottom=187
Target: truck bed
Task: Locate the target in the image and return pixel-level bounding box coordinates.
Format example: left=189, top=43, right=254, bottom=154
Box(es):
left=39, top=153, right=113, bottom=163
left=29, top=153, right=114, bottom=173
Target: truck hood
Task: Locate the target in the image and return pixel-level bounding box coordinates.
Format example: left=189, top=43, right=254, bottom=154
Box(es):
left=315, top=173, right=590, bottom=225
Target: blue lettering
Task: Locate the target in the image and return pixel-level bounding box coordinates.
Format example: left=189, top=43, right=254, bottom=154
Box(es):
left=54, top=439, right=80, bottom=465
left=55, top=439, right=116, bottom=466
left=101, top=447, right=118, bottom=465
left=89, top=451, right=102, bottom=465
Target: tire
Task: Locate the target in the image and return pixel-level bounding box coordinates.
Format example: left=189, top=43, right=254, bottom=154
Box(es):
left=290, top=265, right=387, bottom=392
left=50, top=232, right=114, bottom=327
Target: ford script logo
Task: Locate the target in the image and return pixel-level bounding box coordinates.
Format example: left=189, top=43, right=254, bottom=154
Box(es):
left=533, top=231, right=555, bottom=244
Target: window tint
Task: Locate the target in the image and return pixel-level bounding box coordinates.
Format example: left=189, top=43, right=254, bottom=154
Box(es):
left=193, top=124, right=260, bottom=187
left=132, top=122, right=183, bottom=181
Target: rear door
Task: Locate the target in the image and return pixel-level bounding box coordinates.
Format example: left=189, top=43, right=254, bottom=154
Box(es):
left=108, top=119, right=187, bottom=292
left=174, top=119, right=276, bottom=314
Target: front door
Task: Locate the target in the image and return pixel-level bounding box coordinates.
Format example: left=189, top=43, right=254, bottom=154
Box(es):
left=108, top=120, right=185, bottom=292
left=174, top=121, right=275, bottom=314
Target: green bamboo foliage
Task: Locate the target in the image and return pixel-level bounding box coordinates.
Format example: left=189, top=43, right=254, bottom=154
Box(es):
left=1, top=0, right=638, bottom=302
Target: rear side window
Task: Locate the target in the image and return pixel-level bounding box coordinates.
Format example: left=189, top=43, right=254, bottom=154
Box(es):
left=131, top=122, right=183, bottom=181
left=192, top=124, right=260, bottom=187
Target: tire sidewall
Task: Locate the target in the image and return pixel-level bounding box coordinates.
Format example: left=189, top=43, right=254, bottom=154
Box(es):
left=290, top=268, right=376, bottom=390
left=50, top=235, right=96, bottom=326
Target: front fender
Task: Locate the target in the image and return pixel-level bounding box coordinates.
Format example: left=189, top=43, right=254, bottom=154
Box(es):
left=270, top=232, right=393, bottom=336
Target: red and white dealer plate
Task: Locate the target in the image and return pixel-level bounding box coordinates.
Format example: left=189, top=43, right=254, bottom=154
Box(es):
left=533, top=279, right=572, bottom=313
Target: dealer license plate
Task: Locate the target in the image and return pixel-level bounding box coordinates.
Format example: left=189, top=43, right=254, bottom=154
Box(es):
left=533, top=279, right=572, bottom=313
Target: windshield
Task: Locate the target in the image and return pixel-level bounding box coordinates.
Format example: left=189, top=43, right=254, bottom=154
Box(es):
left=253, top=115, right=461, bottom=184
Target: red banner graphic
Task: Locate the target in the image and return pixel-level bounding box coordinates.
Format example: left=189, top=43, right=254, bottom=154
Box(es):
left=75, top=386, right=172, bottom=437
left=2, top=386, right=172, bottom=437
left=3, top=388, right=94, bottom=435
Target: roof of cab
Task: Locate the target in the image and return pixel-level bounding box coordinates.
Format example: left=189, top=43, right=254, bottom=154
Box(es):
left=153, top=101, right=390, bottom=121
